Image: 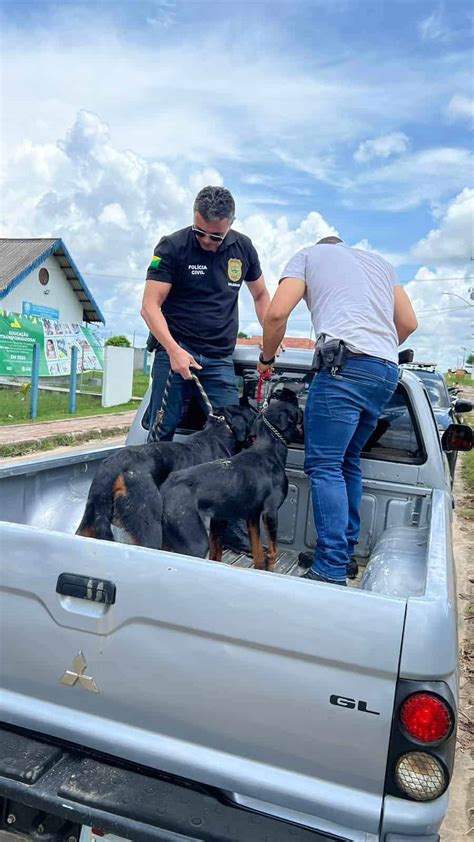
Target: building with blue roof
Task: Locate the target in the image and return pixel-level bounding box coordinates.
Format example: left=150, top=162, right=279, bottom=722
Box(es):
left=0, top=239, right=105, bottom=324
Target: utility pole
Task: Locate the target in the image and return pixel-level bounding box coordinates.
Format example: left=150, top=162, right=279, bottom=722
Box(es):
left=442, top=291, right=474, bottom=379
left=470, top=287, right=474, bottom=380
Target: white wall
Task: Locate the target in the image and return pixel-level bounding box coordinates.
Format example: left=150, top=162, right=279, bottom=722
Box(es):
left=133, top=347, right=153, bottom=371
left=2, top=255, right=84, bottom=323
left=102, top=345, right=134, bottom=407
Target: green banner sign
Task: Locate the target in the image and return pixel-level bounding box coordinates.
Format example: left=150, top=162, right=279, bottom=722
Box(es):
left=0, top=311, right=104, bottom=377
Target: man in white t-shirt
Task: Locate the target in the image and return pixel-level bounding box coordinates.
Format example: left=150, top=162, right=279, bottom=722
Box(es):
left=257, top=236, right=418, bottom=585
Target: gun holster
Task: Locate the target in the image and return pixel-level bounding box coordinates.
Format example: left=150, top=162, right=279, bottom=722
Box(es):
left=312, top=338, right=348, bottom=372
left=146, top=332, right=159, bottom=353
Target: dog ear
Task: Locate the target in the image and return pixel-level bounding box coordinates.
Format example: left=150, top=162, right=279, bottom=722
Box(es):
left=277, top=404, right=301, bottom=435
left=231, top=413, right=250, bottom=443
left=277, top=408, right=292, bottom=432
left=272, top=386, right=299, bottom=406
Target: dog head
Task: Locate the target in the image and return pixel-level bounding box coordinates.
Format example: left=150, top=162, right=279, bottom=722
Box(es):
left=212, top=401, right=257, bottom=448
left=261, top=394, right=303, bottom=444
left=269, top=385, right=300, bottom=407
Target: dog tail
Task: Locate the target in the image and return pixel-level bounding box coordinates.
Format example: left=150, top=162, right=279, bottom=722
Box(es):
left=112, top=470, right=163, bottom=549
left=76, top=469, right=121, bottom=542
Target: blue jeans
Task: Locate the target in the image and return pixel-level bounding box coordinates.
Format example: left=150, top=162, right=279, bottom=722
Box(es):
left=304, top=357, right=399, bottom=582
left=146, top=343, right=239, bottom=441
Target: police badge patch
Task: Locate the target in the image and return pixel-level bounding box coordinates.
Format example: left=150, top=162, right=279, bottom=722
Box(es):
left=227, top=258, right=242, bottom=282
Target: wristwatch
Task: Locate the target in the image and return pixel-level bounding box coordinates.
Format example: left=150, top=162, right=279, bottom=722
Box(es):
left=259, top=351, right=275, bottom=366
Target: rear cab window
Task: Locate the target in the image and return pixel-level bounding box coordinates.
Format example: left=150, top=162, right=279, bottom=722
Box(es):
left=175, top=358, right=425, bottom=465
left=238, top=365, right=425, bottom=464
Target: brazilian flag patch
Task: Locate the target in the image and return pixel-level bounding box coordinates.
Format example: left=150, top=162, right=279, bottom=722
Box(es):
left=150, top=255, right=161, bottom=269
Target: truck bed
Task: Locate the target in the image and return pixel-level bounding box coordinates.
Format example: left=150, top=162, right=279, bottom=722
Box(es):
left=223, top=547, right=305, bottom=574
left=0, top=364, right=459, bottom=841
left=221, top=548, right=364, bottom=585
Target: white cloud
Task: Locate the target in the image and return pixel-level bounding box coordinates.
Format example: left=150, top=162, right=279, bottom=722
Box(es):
left=350, top=238, right=406, bottom=268
left=2, top=7, right=471, bottom=180
left=98, top=203, right=129, bottom=229
left=354, top=133, right=409, bottom=163
left=145, top=0, right=177, bottom=28
left=402, top=191, right=474, bottom=370
left=1, top=109, right=472, bottom=366
left=0, top=110, right=335, bottom=343
left=346, top=146, right=473, bottom=210
left=402, top=271, right=473, bottom=371
left=419, top=7, right=451, bottom=43
left=446, top=94, right=474, bottom=125
left=410, top=188, right=474, bottom=264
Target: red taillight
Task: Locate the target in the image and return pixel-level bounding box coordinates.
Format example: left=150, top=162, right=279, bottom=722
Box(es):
left=400, top=693, right=452, bottom=744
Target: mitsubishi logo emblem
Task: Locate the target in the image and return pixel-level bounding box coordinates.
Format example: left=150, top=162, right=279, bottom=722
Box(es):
left=60, top=651, right=99, bottom=693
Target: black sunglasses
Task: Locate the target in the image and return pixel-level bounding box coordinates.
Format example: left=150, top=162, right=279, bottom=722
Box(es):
left=192, top=225, right=228, bottom=243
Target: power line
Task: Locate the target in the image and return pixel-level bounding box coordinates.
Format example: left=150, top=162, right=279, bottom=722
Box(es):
left=83, top=270, right=474, bottom=283
left=101, top=304, right=473, bottom=321
left=415, top=304, right=474, bottom=316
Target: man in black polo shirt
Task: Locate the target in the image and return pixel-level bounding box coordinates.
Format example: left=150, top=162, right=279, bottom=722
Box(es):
left=141, top=185, right=270, bottom=440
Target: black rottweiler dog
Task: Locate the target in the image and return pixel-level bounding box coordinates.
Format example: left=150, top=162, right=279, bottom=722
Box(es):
left=160, top=391, right=302, bottom=570
left=76, top=402, right=255, bottom=549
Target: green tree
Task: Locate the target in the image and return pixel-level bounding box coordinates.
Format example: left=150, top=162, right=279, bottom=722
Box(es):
left=467, top=353, right=473, bottom=366
left=237, top=331, right=249, bottom=339
left=105, top=335, right=131, bottom=347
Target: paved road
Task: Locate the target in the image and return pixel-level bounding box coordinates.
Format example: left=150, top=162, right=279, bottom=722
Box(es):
left=0, top=411, right=136, bottom=447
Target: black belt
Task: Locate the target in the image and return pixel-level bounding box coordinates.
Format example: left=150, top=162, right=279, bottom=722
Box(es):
left=345, top=351, right=395, bottom=365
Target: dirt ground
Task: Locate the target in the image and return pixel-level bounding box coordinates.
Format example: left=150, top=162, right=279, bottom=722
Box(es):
left=440, top=450, right=474, bottom=841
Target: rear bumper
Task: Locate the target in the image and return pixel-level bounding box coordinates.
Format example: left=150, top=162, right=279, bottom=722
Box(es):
left=0, top=727, right=345, bottom=842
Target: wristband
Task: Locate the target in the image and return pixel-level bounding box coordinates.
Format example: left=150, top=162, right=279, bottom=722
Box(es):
left=259, top=351, right=275, bottom=366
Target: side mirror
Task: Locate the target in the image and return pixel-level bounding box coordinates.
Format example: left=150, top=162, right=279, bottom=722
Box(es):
left=441, top=424, right=473, bottom=452
left=454, top=399, right=473, bottom=414
left=398, top=349, right=414, bottom=365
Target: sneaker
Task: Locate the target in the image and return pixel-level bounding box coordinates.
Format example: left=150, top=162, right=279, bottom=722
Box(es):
left=347, top=558, right=359, bottom=579
left=298, top=551, right=314, bottom=569
left=302, top=569, right=347, bottom=586
left=300, top=551, right=356, bottom=580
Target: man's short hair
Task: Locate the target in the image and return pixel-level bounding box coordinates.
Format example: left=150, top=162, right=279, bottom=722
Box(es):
left=316, top=236, right=343, bottom=244
left=194, top=186, right=235, bottom=222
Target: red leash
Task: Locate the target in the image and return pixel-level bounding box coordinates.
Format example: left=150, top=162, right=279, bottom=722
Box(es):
left=256, top=370, right=272, bottom=410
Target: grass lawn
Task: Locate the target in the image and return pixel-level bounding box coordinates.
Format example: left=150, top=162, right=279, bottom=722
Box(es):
left=0, top=387, right=139, bottom=426
left=444, top=373, right=472, bottom=388
left=462, top=415, right=474, bottom=496
left=33, top=369, right=150, bottom=397
left=74, top=369, right=149, bottom=397
left=459, top=414, right=474, bottom=521
left=463, top=449, right=474, bottom=493
left=132, top=370, right=151, bottom=397
left=0, top=367, right=150, bottom=426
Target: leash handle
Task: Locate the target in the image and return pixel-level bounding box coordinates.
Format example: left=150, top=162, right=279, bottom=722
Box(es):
left=256, top=371, right=272, bottom=410
left=151, top=368, right=217, bottom=441
left=150, top=368, right=174, bottom=441
left=190, top=372, right=215, bottom=417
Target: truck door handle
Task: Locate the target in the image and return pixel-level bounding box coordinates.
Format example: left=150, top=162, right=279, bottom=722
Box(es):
left=56, top=573, right=116, bottom=605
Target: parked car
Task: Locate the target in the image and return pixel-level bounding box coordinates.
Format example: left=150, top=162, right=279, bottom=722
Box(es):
left=402, top=363, right=472, bottom=478
left=1, top=347, right=473, bottom=842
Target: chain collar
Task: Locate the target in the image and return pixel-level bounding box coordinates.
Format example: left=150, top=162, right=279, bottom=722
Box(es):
left=261, top=412, right=287, bottom=445
left=209, top=413, right=233, bottom=435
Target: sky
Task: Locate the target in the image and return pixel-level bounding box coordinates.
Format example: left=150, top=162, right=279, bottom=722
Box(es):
left=1, top=0, right=473, bottom=370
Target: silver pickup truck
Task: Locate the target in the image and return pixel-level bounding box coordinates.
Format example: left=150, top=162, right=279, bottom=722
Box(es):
left=1, top=347, right=472, bottom=842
